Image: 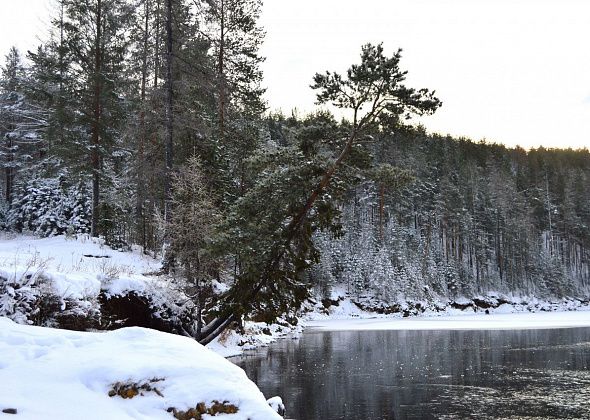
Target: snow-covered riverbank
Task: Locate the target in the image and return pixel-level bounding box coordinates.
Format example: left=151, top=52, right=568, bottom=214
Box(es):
left=2, top=234, right=588, bottom=357
left=0, top=317, right=283, bottom=420
left=215, top=300, right=590, bottom=357
left=306, top=309, right=590, bottom=331
left=3, top=234, right=590, bottom=419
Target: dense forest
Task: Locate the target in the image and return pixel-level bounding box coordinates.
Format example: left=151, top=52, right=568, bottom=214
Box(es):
left=1, top=0, right=589, bottom=340
left=309, top=129, right=590, bottom=305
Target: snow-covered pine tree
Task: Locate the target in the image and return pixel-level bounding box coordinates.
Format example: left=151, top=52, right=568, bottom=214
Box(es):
left=9, top=179, right=91, bottom=237
left=35, top=0, right=135, bottom=238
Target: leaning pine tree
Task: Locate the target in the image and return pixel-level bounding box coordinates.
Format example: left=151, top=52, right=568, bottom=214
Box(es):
left=196, top=43, right=442, bottom=345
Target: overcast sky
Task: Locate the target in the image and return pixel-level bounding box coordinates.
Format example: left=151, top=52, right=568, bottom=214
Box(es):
left=1, top=0, right=589, bottom=149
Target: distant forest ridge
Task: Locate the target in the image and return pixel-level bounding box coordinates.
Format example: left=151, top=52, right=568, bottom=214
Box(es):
left=306, top=125, right=590, bottom=302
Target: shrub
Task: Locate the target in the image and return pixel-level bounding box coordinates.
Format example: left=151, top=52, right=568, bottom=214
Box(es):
left=8, top=179, right=91, bottom=236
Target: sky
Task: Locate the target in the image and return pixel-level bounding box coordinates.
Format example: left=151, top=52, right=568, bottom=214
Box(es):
left=1, top=0, right=589, bottom=150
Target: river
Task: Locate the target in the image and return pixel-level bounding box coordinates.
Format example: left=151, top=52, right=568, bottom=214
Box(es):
left=233, top=326, right=590, bottom=419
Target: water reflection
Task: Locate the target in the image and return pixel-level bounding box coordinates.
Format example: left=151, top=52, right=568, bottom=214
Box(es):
left=233, top=328, right=590, bottom=419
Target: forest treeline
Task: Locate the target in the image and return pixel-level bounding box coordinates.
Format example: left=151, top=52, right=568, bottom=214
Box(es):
left=0, top=0, right=588, bottom=339
left=308, top=128, right=590, bottom=303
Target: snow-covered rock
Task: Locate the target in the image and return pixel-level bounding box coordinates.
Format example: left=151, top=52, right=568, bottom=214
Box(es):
left=266, top=396, right=285, bottom=416
left=0, top=317, right=282, bottom=420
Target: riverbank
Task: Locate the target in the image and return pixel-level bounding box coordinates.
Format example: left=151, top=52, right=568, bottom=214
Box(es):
left=306, top=308, right=590, bottom=331
left=2, top=234, right=589, bottom=359
left=303, top=289, right=590, bottom=331
left=211, top=296, right=590, bottom=357
left=0, top=317, right=283, bottom=419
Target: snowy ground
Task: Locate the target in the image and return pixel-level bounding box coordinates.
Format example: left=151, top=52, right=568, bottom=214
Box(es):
left=0, top=233, right=161, bottom=300
left=0, top=234, right=302, bottom=359
left=2, top=234, right=590, bottom=419
left=0, top=317, right=282, bottom=420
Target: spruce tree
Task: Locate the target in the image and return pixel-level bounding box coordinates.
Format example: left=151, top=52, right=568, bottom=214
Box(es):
left=0, top=47, right=47, bottom=205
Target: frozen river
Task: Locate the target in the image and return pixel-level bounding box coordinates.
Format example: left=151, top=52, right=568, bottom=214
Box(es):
left=234, top=317, right=590, bottom=419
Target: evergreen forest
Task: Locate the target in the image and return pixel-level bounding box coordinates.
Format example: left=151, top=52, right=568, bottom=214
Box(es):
left=1, top=0, right=589, bottom=342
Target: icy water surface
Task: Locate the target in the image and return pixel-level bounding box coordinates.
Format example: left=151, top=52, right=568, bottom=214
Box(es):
left=233, top=327, right=590, bottom=419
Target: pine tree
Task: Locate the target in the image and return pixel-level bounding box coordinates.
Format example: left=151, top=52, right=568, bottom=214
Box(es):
left=368, top=164, right=414, bottom=241
left=201, top=0, right=265, bottom=142
left=198, top=0, right=266, bottom=207
left=46, top=0, right=134, bottom=237
left=195, top=43, right=441, bottom=345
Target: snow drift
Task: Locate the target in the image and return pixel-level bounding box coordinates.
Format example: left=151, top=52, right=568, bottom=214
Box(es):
left=0, top=317, right=282, bottom=419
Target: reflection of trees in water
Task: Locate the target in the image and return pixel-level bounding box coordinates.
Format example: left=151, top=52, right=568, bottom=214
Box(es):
left=235, top=328, right=590, bottom=419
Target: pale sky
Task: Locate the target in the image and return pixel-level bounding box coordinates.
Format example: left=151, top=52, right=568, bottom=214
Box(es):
left=1, top=0, right=590, bottom=149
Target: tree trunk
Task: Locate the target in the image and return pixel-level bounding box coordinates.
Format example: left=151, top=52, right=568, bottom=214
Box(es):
left=545, top=172, right=553, bottom=256
left=5, top=135, right=13, bottom=207
left=196, top=273, right=203, bottom=340
left=58, top=0, right=65, bottom=153
left=136, top=0, right=150, bottom=249
left=154, top=0, right=161, bottom=88
left=91, top=0, right=102, bottom=237
left=379, top=183, right=385, bottom=241
left=164, top=0, right=173, bottom=223
left=198, top=313, right=236, bottom=345
left=218, top=0, right=226, bottom=143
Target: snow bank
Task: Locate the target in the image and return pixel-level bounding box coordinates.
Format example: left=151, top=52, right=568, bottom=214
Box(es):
left=0, top=234, right=300, bottom=360
left=307, top=288, right=590, bottom=323
left=0, top=234, right=182, bottom=329
left=0, top=234, right=160, bottom=300
left=0, top=317, right=282, bottom=420
left=306, top=309, right=590, bottom=331
left=208, top=321, right=303, bottom=358
left=0, top=234, right=159, bottom=275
